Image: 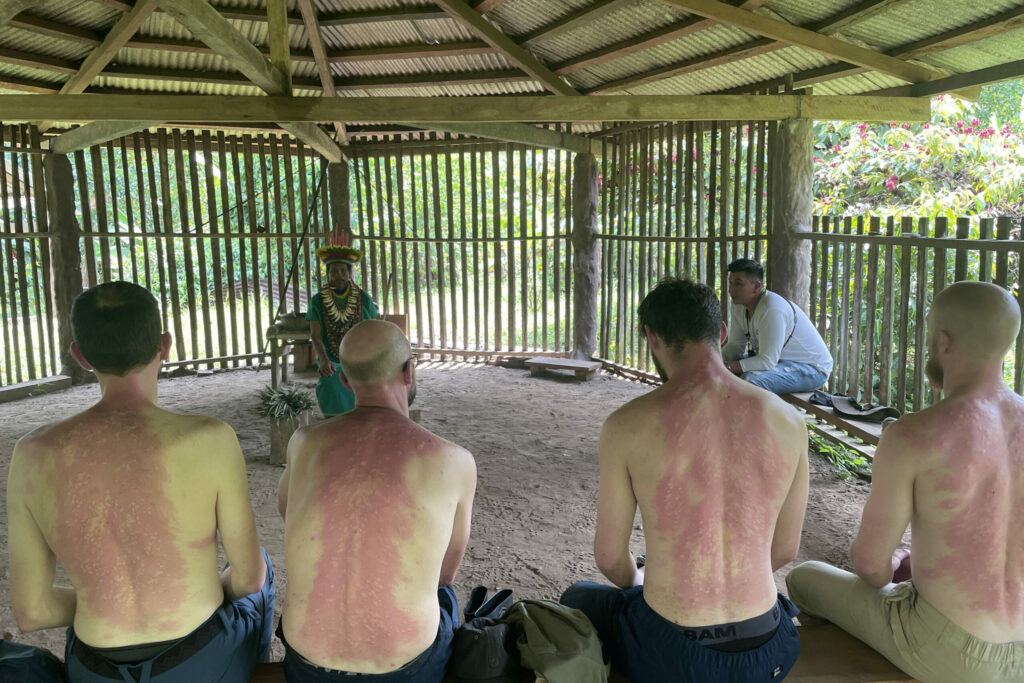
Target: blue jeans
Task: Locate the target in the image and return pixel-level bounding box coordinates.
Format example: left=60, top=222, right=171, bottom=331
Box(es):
left=561, top=583, right=801, bottom=683
left=742, top=360, right=827, bottom=394
left=282, top=586, right=459, bottom=683
left=66, top=548, right=275, bottom=683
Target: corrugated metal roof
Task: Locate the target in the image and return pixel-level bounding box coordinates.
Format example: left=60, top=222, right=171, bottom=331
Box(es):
left=0, top=0, right=1021, bottom=125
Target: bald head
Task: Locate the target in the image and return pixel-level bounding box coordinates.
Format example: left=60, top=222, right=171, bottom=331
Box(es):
left=931, top=281, right=1020, bottom=359
left=339, top=319, right=411, bottom=386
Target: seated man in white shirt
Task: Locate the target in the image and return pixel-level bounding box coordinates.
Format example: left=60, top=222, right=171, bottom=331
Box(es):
left=721, top=259, right=833, bottom=394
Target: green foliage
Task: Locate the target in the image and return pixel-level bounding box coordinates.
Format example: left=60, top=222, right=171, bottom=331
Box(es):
left=813, top=82, right=1024, bottom=220
left=256, top=384, right=314, bottom=419
left=809, top=432, right=872, bottom=481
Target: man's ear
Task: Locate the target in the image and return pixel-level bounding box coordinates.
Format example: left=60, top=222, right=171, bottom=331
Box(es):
left=70, top=342, right=93, bottom=371
left=643, top=324, right=661, bottom=350
left=339, top=370, right=353, bottom=392
left=159, top=332, right=172, bottom=362
left=402, top=359, right=415, bottom=386
left=720, top=321, right=728, bottom=346
left=939, top=329, right=954, bottom=355
left=753, top=279, right=764, bottom=295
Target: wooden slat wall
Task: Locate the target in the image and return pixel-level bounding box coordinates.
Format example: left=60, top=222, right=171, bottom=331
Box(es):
left=349, top=139, right=574, bottom=354
left=61, top=129, right=329, bottom=373
left=806, top=216, right=1024, bottom=412
left=595, top=121, right=770, bottom=373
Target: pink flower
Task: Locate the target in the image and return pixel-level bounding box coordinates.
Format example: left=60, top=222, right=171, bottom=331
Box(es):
left=813, top=156, right=823, bottom=162
left=885, top=174, right=899, bottom=191
left=887, top=145, right=894, bottom=151
left=830, top=162, right=837, bottom=168
left=971, top=118, right=979, bottom=127
left=923, top=123, right=930, bottom=129
left=980, top=128, right=994, bottom=138
left=873, top=147, right=879, bottom=151
left=858, top=124, right=867, bottom=133
left=902, top=143, right=910, bottom=149
left=956, top=121, right=964, bottom=129
left=902, top=123, right=911, bottom=129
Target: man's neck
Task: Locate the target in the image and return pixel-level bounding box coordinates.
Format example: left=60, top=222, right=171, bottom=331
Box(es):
left=661, top=343, right=732, bottom=385
left=937, top=361, right=1008, bottom=400
left=96, top=363, right=160, bottom=407
left=352, top=385, right=410, bottom=417
left=745, top=290, right=766, bottom=315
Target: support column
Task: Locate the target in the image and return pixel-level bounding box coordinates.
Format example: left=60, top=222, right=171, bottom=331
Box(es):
left=572, top=153, right=600, bottom=359
left=327, top=159, right=351, bottom=243
left=768, top=118, right=813, bottom=311
left=44, top=154, right=88, bottom=383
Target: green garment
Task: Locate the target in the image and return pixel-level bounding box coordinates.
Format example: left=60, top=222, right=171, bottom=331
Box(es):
left=506, top=600, right=609, bottom=683
left=305, top=288, right=379, bottom=416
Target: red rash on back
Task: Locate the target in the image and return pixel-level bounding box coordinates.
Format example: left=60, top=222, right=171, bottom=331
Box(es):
left=55, top=414, right=188, bottom=631
left=300, top=423, right=430, bottom=660
left=652, top=390, right=786, bottom=611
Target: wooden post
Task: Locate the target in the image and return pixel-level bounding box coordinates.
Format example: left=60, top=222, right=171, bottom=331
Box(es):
left=44, top=154, right=89, bottom=383
left=328, top=159, right=352, bottom=243
left=572, top=153, right=600, bottom=360
left=768, top=118, right=813, bottom=311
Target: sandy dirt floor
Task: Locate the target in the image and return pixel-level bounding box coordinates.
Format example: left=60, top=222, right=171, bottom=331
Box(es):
left=0, top=361, right=871, bottom=661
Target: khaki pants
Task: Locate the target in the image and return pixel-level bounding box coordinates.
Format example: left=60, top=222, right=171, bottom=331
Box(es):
left=786, top=561, right=1024, bottom=683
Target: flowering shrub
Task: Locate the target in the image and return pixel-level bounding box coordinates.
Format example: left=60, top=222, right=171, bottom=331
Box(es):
left=814, top=93, right=1024, bottom=220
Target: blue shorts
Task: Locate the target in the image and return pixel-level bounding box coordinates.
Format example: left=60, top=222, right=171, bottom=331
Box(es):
left=65, top=548, right=275, bottom=683
left=561, top=583, right=801, bottom=683
left=281, top=586, right=459, bottom=683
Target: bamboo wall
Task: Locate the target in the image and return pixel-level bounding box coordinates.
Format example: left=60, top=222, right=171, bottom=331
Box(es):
left=806, top=215, right=1023, bottom=412
left=596, top=121, right=772, bottom=372
left=349, top=136, right=574, bottom=354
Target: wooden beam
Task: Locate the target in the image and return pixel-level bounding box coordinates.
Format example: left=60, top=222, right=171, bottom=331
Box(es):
left=518, top=0, right=632, bottom=47
left=266, top=0, right=291, bottom=91
left=38, top=0, right=157, bottom=132
left=51, top=120, right=160, bottom=154
left=325, top=41, right=493, bottom=62
left=409, top=122, right=603, bottom=155
left=297, top=0, right=346, bottom=143
left=8, top=12, right=101, bottom=44
left=472, top=0, right=511, bottom=13
left=0, top=46, right=77, bottom=74
left=1, top=94, right=932, bottom=123
left=432, top=0, right=578, bottom=96
left=552, top=0, right=769, bottom=75
left=0, top=0, right=40, bottom=25
left=317, top=6, right=448, bottom=26
left=587, top=0, right=911, bottom=94
left=873, top=58, right=1024, bottom=98
left=0, top=74, right=59, bottom=93
left=656, top=0, right=940, bottom=83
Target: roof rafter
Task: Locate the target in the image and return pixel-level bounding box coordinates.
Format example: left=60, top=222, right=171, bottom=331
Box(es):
left=518, top=0, right=633, bottom=47
left=38, top=0, right=157, bottom=132
left=432, top=0, right=577, bottom=96
left=472, top=0, right=512, bottom=13
left=552, top=0, right=770, bottom=75
left=872, top=58, right=1024, bottom=98
left=297, top=0, right=346, bottom=143
left=589, top=0, right=914, bottom=94
left=654, top=0, right=940, bottom=83
left=410, top=122, right=603, bottom=155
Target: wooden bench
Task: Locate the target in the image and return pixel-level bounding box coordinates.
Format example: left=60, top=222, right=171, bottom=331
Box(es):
left=0, top=374, right=72, bottom=403
left=250, top=625, right=917, bottom=682
left=525, top=357, right=602, bottom=381
left=782, top=392, right=883, bottom=460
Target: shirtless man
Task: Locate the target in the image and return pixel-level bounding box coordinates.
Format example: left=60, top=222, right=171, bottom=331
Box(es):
left=561, top=278, right=808, bottom=681
left=787, top=281, right=1024, bottom=682
left=6, top=281, right=273, bottom=682
left=278, top=319, right=475, bottom=682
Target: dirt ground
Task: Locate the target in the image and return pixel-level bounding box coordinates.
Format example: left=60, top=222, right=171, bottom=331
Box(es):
left=0, top=361, right=870, bottom=661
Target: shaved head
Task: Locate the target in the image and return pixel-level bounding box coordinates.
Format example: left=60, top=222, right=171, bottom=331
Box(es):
left=339, top=319, right=411, bottom=386
left=931, top=281, right=1020, bottom=359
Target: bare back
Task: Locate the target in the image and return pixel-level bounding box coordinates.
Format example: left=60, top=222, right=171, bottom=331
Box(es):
left=902, top=388, right=1024, bottom=641
left=607, top=372, right=807, bottom=626
left=282, top=407, right=475, bottom=672
left=8, top=404, right=246, bottom=646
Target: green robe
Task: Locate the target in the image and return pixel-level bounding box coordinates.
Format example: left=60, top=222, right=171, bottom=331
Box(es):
left=305, top=287, right=379, bottom=416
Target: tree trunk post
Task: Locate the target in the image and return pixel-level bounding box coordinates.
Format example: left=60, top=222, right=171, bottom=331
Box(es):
left=572, top=153, right=600, bottom=359
left=328, top=159, right=352, bottom=244
left=768, top=118, right=813, bottom=311
left=44, top=154, right=89, bottom=383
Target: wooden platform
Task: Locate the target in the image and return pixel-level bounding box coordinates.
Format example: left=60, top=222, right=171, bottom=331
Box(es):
left=783, top=392, right=883, bottom=462
left=0, top=374, right=72, bottom=403
left=525, top=357, right=602, bottom=380
left=249, top=625, right=916, bottom=682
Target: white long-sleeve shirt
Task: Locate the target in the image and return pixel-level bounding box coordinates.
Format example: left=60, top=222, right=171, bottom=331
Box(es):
left=721, top=290, right=833, bottom=375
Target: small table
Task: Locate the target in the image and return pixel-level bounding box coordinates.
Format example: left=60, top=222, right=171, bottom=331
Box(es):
left=525, top=357, right=603, bottom=381
left=266, top=325, right=312, bottom=389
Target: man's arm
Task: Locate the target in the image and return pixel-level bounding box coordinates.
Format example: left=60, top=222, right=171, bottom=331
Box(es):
left=308, top=320, right=336, bottom=377
left=212, top=424, right=267, bottom=599
left=7, top=442, right=76, bottom=632
left=720, top=315, right=745, bottom=362
left=439, top=449, right=476, bottom=587
left=771, top=418, right=809, bottom=570
left=739, top=305, right=787, bottom=373
left=594, top=415, right=640, bottom=589
left=849, top=422, right=916, bottom=587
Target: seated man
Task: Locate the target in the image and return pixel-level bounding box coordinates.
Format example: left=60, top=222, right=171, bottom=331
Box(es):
left=721, top=258, right=833, bottom=394
left=787, top=281, right=1024, bottom=682
left=278, top=319, right=476, bottom=683
left=562, top=278, right=808, bottom=682
left=7, top=281, right=273, bottom=683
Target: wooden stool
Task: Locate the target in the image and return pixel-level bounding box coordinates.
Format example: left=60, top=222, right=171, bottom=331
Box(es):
left=525, top=357, right=602, bottom=381
left=788, top=625, right=919, bottom=682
